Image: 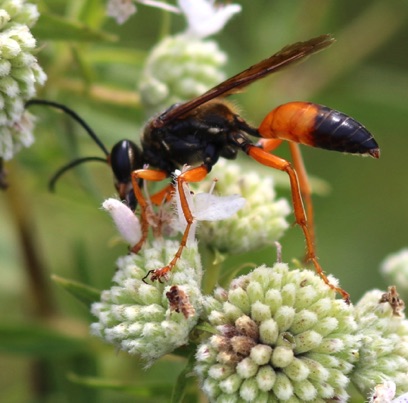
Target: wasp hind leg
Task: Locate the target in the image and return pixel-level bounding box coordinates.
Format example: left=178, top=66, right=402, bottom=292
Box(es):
left=246, top=144, right=350, bottom=303
left=258, top=139, right=316, bottom=250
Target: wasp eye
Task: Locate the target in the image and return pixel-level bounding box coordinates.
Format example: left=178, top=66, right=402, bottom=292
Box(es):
left=110, top=140, right=142, bottom=183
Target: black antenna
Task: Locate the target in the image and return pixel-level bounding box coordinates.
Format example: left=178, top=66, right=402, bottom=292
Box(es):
left=25, top=99, right=110, bottom=157
left=49, top=156, right=108, bottom=192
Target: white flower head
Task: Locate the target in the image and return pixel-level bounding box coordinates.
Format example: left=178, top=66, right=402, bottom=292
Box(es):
left=107, top=0, right=136, bottom=24
left=139, top=35, right=227, bottom=115
left=196, top=263, right=360, bottom=401
left=0, top=110, right=35, bottom=160
left=178, top=0, right=241, bottom=38
left=393, top=391, right=408, bottom=403
left=381, top=248, right=408, bottom=301
left=351, top=289, right=408, bottom=396
left=91, top=239, right=203, bottom=366
left=0, top=1, right=46, bottom=160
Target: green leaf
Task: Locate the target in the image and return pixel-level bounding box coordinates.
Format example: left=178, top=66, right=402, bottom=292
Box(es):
left=87, top=47, right=147, bottom=66
left=171, top=351, right=196, bottom=403
left=0, top=323, right=87, bottom=357
left=32, top=13, right=117, bottom=42
left=52, top=275, right=101, bottom=306
left=68, top=373, right=172, bottom=397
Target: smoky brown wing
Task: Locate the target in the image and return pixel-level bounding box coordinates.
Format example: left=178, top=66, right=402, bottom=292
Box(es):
left=155, top=34, right=335, bottom=127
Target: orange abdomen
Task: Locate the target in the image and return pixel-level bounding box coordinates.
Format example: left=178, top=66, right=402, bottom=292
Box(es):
left=258, top=102, right=380, bottom=158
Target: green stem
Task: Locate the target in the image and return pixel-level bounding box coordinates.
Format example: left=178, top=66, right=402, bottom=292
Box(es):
left=201, top=247, right=225, bottom=294
left=6, top=167, right=55, bottom=317
left=158, top=1, right=172, bottom=40
left=5, top=165, right=57, bottom=399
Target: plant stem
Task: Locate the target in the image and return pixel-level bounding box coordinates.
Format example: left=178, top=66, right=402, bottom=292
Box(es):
left=201, top=247, right=225, bottom=294
left=6, top=166, right=55, bottom=317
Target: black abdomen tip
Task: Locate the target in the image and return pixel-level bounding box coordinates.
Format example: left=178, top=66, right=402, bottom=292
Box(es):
left=313, top=106, right=379, bottom=157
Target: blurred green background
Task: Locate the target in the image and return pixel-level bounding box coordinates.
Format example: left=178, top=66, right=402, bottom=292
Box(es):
left=1, top=0, right=408, bottom=401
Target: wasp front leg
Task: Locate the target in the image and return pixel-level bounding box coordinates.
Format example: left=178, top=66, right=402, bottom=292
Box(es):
left=246, top=144, right=349, bottom=303
left=146, top=165, right=208, bottom=282
left=130, top=169, right=168, bottom=253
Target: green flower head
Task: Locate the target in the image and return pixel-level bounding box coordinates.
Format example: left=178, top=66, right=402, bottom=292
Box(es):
left=91, top=240, right=203, bottom=366
left=381, top=249, right=408, bottom=301
left=196, top=160, right=291, bottom=255
left=139, top=34, right=227, bottom=116
left=137, top=0, right=241, bottom=116
left=0, top=0, right=46, bottom=160
left=196, top=263, right=360, bottom=402
left=351, top=288, right=408, bottom=396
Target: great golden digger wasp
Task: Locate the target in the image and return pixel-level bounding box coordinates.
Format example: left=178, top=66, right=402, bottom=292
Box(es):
left=26, top=34, right=379, bottom=302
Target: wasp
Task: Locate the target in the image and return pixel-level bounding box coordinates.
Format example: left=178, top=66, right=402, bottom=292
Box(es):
left=26, top=34, right=380, bottom=302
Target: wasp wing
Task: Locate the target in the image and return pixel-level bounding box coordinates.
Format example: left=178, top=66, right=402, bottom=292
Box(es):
left=154, top=34, right=335, bottom=127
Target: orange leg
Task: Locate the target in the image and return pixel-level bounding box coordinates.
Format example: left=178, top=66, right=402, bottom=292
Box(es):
left=147, top=165, right=208, bottom=282
left=148, top=183, right=175, bottom=238
left=257, top=138, right=283, bottom=152
left=131, top=168, right=168, bottom=253
left=150, top=183, right=174, bottom=206
left=259, top=139, right=316, bottom=259
left=288, top=143, right=315, bottom=247
left=246, top=145, right=349, bottom=303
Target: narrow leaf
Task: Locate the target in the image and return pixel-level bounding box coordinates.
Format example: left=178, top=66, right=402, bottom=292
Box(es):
left=68, top=372, right=172, bottom=396
left=52, top=275, right=101, bottom=306
left=32, top=13, right=117, bottom=42
left=171, top=351, right=196, bottom=403
left=0, top=323, right=87, bottom=356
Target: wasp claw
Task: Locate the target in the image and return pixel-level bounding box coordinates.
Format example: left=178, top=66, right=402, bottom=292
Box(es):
left=142, top=269, right=154, bottom=284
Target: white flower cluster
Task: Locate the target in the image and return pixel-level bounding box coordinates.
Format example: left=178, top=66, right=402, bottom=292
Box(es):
left=138, top=0, right=240, bottom=115
left=94, top=202, right=408, bottom=399
left=91, top=240, right=203, bottom=366
left=139, top=35, right=227, bottom=116
left=107, top=0, right=241, bottom=38
left=351, top=289, right=408, bottom=396
left=196, top=263, right=360, bottom=402
left=0, top=0, right=46, bottom=160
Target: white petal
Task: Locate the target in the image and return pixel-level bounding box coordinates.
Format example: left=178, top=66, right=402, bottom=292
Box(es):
left=102, top=198, right=142, bottom=245
left=137, top=0, right=180, bottom=14
left=392, top=393, right=408, bottom=403
left=178, top=0, right=241, bottom=38
left=370, top=381, right=396, bottom=403
left=194, top=193, right=245, bottom=221
left=107, top=0, right=137, bottom=24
